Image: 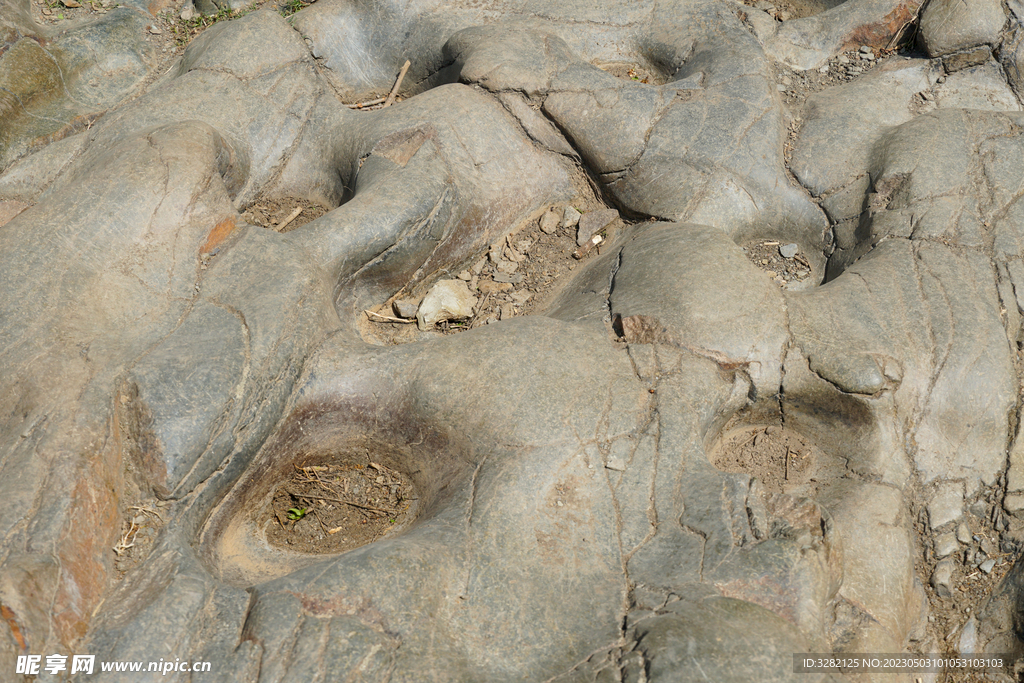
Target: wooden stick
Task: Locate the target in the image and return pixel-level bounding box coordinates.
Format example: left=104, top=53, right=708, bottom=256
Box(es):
left=365, top=310, right=416, bottom=324
left=276, top=206, right=303, bottom=231
left=346, top=96, right=387, bottom=110
left=572, top=234, right=603, bottom=259
left=383, top=59, right=411, bottom=108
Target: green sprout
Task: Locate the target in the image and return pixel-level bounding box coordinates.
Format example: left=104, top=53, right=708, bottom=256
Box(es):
left=287, top=507, right=308, bottom=521
left=171, top=7, right=241, bottom=48
left=280, top=0, right=306, bottom=16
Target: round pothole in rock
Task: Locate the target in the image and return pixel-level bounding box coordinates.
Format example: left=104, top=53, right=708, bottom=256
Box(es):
left=710, top=424, right=824, bottom=495
left=262, top=458, right=418, bottom=554
left=742, top=239, right=815, bottom=287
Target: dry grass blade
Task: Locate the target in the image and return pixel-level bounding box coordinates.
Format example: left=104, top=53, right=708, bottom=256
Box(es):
left=468, top=292, right=492, bottom=329
left=129, top=503, right=162, bottom=521
left=113, top=522, right=139, bottom=556
left=885, top=18, right=917, bottom=50
left=310, top=506, right=332, bottom=534
left=298, top=492, right=398, bottom=515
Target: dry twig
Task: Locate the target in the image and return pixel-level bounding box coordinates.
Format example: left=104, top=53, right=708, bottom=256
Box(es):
left=572, top=234, right=603, bottom=259
left=469, top=292, right=492, bottom=329
left=276, top=206, right=303, bottom=231
left=345, top=59, right=412, bottom=110
left=383, top=59, right=411, bottom=108
left=365, top=309, right=415, bottom=323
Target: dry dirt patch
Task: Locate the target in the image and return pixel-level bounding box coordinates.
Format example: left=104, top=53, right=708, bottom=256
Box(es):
left=711, top=423, right=822, bottom=495
left=264, top=460, right=417, bottom=555
left=242, top=196, right=327, bottom=232
left=743, top=238, right=815, bottom=287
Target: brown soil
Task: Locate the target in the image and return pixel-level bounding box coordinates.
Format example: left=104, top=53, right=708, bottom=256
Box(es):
left=593, top=61, right=666, bottom=85
left=358, top=168, right=628, bottom=344
left=241, top=196, right=327, bottom=232
left=263, top=460, right=416, bottom=555
left=743, top=238, right=815, bottom=287
left=775, top=47, right=892, bottom=106
left=32, top=0, right=142, bottom=30
left=466, top=203, right=627, bottom=324
left=711, top=423, right=827, bottom=495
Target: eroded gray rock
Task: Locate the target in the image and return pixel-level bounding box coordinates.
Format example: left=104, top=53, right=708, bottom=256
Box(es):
left=935, top=532, right=959, bottom=559
left=765, top=0, right=924, bottom=70
left=933, top=61, right=1021, bottom=111
left=0, top=0, right=160, bottom=169
left=790, top=59, right=936, bottom=220
left=2, top=0, right=1024, bottom=679
left=919, top=0, right=1006, bottom=57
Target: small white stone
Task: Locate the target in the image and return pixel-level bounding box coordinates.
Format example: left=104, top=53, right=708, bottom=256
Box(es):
left=933, top=532, right=959, bottom=559
left=928, top=482, right=964, bottom=531
left=561, top=206, right=582, bottom=230
left=415, top=280, right=477, bottom=330
left=496, top=259, right=518, bottom=274
left=392, top=298, right=419, bottom=319
left=539, top=208, right=561, bottom=234
left=931, top=559, right=955, bottom=597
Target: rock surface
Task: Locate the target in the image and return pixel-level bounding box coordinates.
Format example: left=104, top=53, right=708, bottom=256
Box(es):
left=919, top=0, right=1006, bottom=57
left=2, top=0, right=1024, bottom=680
